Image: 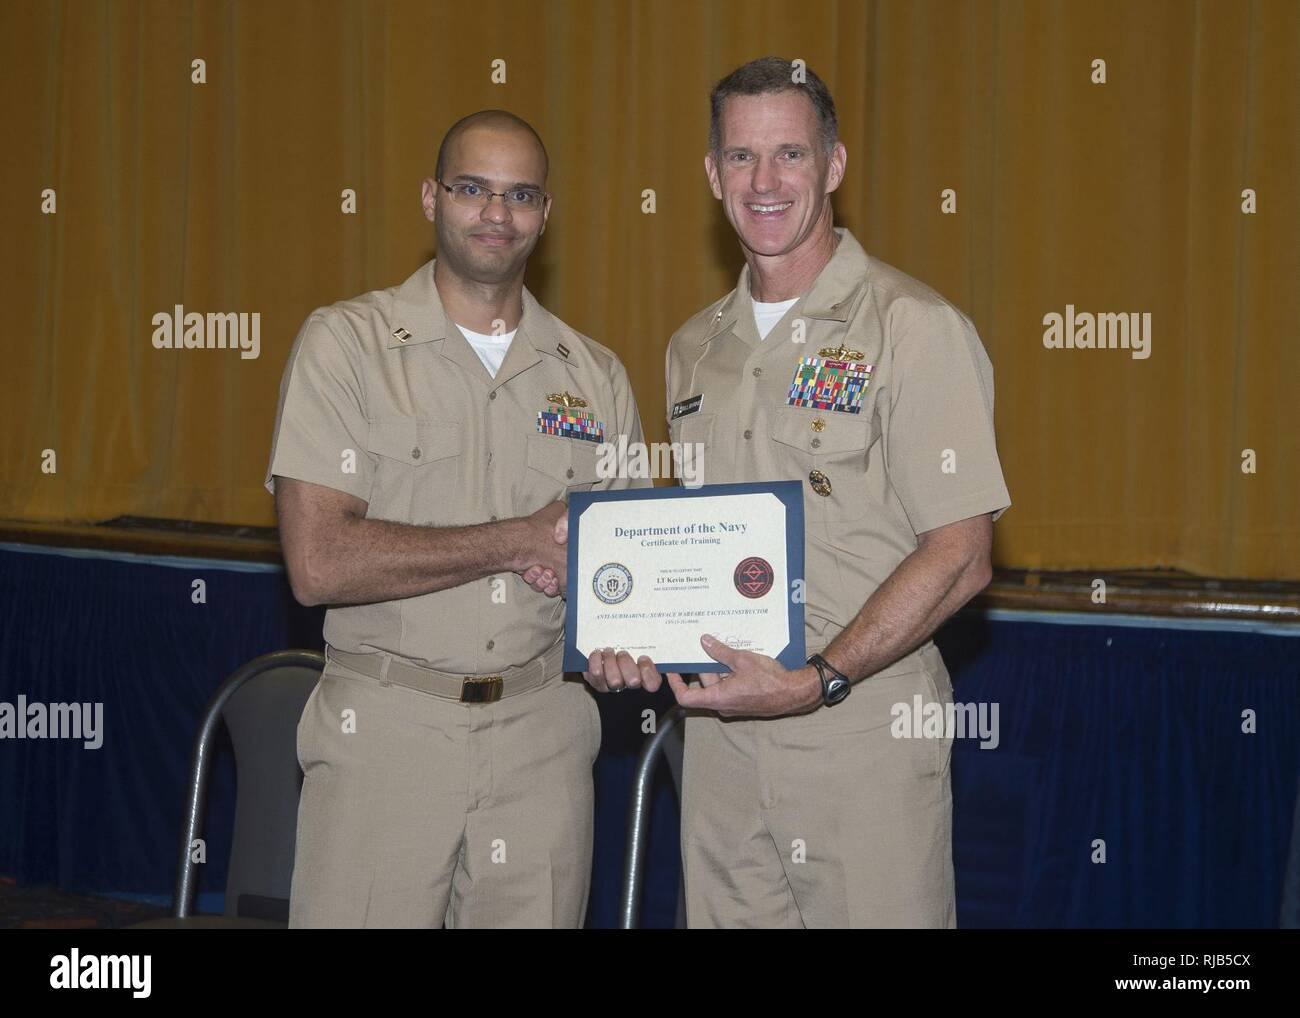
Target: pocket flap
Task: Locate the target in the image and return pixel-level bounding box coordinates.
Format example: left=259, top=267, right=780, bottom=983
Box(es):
left=527, top=431, right=602, bottom=483
left=769, top=405, right=869, bottom=454
left=367, top=417, right=460, bottom=465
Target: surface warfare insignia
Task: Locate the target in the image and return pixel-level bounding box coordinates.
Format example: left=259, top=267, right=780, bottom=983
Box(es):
left=818, top=343, right=864, bottom=361
left=547, top=390, right=587, bottom=408
left=787, top=354, right=873, bottom=414
left=537, top=390, right=604, bottom=442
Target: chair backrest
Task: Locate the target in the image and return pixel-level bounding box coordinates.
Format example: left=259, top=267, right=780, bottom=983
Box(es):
left=1282, top=775, right=1300, bottom=928
left=659, top=721, right=687, bottom=929
left=620, top=704, right=687, bottom=929
left=218, top=661, right=321, bottom=921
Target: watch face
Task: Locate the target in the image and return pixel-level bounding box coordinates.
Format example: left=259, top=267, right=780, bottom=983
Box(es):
left=825, top=676, right=851, bottom=705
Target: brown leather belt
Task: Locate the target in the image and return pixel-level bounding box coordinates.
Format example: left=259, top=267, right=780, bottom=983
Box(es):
left=325, top=640, right=563, bottom=704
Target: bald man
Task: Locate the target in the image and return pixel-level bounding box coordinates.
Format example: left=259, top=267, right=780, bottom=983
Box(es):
left=265, top=110, right=650, bottom=927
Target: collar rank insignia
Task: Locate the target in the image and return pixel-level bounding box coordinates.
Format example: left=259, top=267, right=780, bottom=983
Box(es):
left=538, top=391, right=604, bottom=442
left=787, top=355, right=873, bottom=414
left=392, top=327, right=412, bottom=344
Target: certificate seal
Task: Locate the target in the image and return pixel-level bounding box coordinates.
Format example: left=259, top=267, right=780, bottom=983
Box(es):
left=733, top=557, right=774, bottom=599
left=593, top=562, right=633, bottom=604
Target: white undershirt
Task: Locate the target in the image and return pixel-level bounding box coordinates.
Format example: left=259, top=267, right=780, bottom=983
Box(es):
left=752, top=296, right=800, bottom=341
left=456, top=323, right=518, bottom=377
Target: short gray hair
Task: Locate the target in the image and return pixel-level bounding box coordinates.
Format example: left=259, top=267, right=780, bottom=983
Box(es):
left=709, top=56, right=838, bottom=154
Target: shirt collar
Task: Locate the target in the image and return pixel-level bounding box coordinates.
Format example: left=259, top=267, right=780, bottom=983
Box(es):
left=700, top=226, right=871, bottom=345
left=387, top=258, right=567, bottom=362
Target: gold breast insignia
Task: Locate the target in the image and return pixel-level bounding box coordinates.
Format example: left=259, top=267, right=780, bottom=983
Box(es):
left=546, top=390, right=589, bottom=409
left=817, top=344, right=865, bottom=362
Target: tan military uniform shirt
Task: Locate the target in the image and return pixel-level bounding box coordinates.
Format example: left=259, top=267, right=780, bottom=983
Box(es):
left=266, top=258, right=648, bottom=674
left=665, top=228, right=1010, bottom=667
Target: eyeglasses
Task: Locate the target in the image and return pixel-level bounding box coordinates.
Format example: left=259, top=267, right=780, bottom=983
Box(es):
left=437, top=179, right=549, bottom=212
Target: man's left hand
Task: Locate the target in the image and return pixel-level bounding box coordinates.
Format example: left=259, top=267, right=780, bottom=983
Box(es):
left=665, top=634, right=823, bottom=718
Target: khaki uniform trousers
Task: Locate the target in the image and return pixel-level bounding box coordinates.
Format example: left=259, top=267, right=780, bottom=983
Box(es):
left=681, top=646, right=957, bottom=928
left=289, top=650, right=601, bottom=928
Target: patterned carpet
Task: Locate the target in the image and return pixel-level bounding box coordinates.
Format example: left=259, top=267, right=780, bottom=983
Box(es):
left=0, top=875, right=170, bottom=929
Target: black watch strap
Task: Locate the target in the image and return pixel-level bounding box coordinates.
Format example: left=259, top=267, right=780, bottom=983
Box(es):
left=808, top=653, right=852, bottom=706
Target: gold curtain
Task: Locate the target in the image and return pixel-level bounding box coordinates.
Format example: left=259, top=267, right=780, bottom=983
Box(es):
left=1, top=0, right=1296, bottom=577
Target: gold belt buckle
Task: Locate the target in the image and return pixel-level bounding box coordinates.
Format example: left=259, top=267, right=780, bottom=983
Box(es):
left=461, top=674, right=504, bottom=704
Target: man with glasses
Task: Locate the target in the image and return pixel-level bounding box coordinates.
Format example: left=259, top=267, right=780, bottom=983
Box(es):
left=266, top=109, right=649, bottom=927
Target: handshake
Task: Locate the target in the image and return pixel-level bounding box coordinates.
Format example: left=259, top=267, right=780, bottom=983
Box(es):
left=509, top=500, right=668, bottom=694
left=507, top=502, right=820, bottom=714
left=512, top=500, right=569, bottom=600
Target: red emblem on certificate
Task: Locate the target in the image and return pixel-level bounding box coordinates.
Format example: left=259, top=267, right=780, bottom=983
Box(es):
left=733, top=557, right=774, bottom=599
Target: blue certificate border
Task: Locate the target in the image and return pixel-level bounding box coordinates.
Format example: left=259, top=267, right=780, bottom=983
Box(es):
left=563, top=480, right=806, bottom=673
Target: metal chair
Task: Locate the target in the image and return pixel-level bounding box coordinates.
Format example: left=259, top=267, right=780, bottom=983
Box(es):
left=129, top=650, right=324, bottom=929
left=1282, top=773, right=1300, bottom=928
left=619, top=704, right=687, bottom=929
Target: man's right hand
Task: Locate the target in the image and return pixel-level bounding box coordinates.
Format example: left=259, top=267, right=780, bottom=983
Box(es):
left=519, top=507, right=567, bottom=597
left=512, top=502, right=568, bottom=595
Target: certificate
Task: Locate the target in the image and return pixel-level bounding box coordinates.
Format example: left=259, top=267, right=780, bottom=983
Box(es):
left=563, top=481, right=805, bottom=673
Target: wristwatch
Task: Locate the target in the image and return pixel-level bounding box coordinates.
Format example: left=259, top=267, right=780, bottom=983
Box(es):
left=807, top=653, right=852, bottom=707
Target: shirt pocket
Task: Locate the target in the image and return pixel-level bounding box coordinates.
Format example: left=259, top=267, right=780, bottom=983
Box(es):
left=667, top=411, right=715, bottom=486
left=524, top=431, right=603, bottom=505
left=365, top=415, right=461, bottom=522
left=768, top=404, right=876, bottom=523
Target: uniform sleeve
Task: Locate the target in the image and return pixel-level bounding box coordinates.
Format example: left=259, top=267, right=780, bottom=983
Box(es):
left=885, top=299, right=1011, bottom=534
left=597, top=356, right=653, bottom=491
left=264, top=311, right=374, bottom=501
